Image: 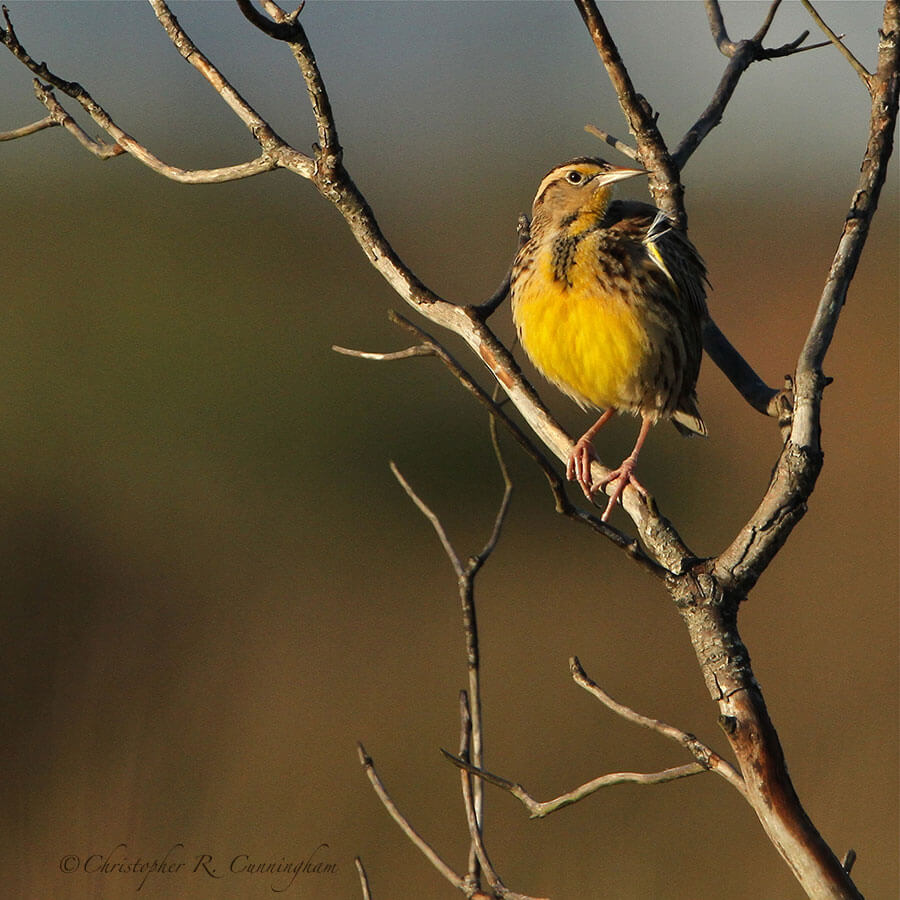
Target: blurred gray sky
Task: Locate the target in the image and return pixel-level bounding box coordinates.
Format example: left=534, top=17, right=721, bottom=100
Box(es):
left=2, top=2, right=884, bottom=179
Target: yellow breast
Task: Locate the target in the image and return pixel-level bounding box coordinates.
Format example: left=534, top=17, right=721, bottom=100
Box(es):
left=512, top=239, right=651, bottom=412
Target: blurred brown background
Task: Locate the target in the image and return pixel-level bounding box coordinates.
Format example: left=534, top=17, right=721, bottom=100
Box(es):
left=2, top=2, right=897, bottom=898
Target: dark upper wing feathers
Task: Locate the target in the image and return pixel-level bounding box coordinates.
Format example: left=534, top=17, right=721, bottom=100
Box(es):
left=604, top=201, right=709, bottom=322
left=645, top=210, right=709, bottom=321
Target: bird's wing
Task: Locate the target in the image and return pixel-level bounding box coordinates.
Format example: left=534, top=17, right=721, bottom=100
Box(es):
left=642, top=210, right=709, bottom=323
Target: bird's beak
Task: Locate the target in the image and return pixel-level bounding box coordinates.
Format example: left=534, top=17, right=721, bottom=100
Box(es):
left=600, top=165, right=647, bottom=185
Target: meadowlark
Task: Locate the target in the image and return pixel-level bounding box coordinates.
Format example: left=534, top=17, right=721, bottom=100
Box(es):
left=510, top=157, right=707, bottom=521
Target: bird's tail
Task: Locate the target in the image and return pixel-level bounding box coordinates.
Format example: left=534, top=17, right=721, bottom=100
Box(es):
left=672, top=398, right=707, bottom=437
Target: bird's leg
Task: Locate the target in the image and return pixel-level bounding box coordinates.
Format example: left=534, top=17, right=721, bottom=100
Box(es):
left=595, top=414, right=653, bottom=522
left=567, top=408, right=616, bottom=499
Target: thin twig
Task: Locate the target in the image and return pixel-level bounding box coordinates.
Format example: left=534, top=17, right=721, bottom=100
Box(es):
left=388, top=458, right=489, bottom=841
left=473, top=215, right=530, bottom=317
left=701, top=319, right=782, bottom=417
left=356, top=743, right=466, bottom=891
left=0, top=4, right=288, bottom=181
left=236, top=0, right=341, bottom=164
left=33, top=82, right=125, bottom=159
left=457, top=692, right=501, bottom=893
left=389, top=462, right=463, bottom=578
left=584, top=123, right=639, bottom=160
left=570, top=657, right=747, bottom=794
left=384, top=466, right=539, bottom=899
left=354, top=857, right=372, bottom=900
left=332, top=344, right=433, bottom=362
left=470, top=415, right=513, bottom=572
left=458, top=692, right=481, bottom=888
left=800, top=0, right=873, bottom=87
left=753, top=0, right=783, bottom=43
left=473, top=268, right=511, bottom=317
left=675, top=10, right=829, bottom=169
left=0, top=114, right=56, bottom=141
left=147, top=1, right=288, bottom=144
left=573, top=0, right=684, bottom=225
left=443, top=749, right=705, bottom=819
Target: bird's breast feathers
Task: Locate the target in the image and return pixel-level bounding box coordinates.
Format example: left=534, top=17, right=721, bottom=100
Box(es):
left=512, top=233, right=673, bottom=413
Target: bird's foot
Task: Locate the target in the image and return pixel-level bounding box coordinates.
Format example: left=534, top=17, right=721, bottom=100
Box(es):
left=566, top=437, right=599, bottom=500
left=595, top=456, right=647, bottom=522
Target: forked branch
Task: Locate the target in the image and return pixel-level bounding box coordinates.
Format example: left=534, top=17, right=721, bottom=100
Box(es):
left=570, top=657, right=745, bottom=792
left=443, top=750, right=705, bottom=819
left=357, top=743, right=466, bottom=892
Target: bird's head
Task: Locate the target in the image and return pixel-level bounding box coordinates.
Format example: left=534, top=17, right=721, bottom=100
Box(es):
left=530, top=157, right=646, bottom=233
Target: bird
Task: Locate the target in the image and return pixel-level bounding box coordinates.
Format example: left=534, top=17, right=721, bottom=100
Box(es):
left=509, top=156, right=708, bottom=521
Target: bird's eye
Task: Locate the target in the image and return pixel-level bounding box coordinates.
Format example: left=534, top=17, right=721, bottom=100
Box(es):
left=566, top=170, right=584, bottom=184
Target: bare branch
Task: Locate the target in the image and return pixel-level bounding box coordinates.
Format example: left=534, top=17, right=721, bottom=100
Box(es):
left=715, top=0, right=899, bottom=593
left=443, top=750, right=706, bottom=819
left=32, top=81, right=124, bottom=159
left=472, top=215, right=529, bottom=318
left=236, top=0, right=340, bottom=164
left=0, top=8, right=281, bottom=181
left=356, top=743, right=466, bottom=892
left=570, top=657, right=746, bottom=794
left=753, top=0, right=784, bottom=43
left=388, top=452, right=496, bottom=843
left=472, top=271, right=511, bottom=318
left=234, top=0, right=301, bottom=41
left=704, top=0, right=736, bottom=55
left=675, top=13, right=829, bottom=169
left=573, top=0, right=684, bottom=224
left=147, top=1, right=291, bottom=148
left=390, top=462, right=464, bottom=578
left=0, top=113, right=56, bottom=141
left=800, top=0, right=873, bottom=87
left=354, top=857, right=372, bottom=900
left=701, top=319, right=784, bottom=417
left=331, top=343, right=433, bottom=362
left=456, top=693, right=501, bottom=895
left=584, top=123, right=639, bottom=160
left=470, top=415, right=513, bottom=572
left=457, top=692, right=481, bottom=886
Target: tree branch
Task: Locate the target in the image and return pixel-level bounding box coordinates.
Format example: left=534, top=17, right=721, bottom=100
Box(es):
left=800, top=0, right=873, bottom=87
left=0, top=112, right=56, bottom=141
left=584, top=122, right=639, bottom=160
left=457, top=692, right=481, bottom=887
left=442, top=749, right=706, bottom=819
left=701, top=319, right=787, bottom=419
left=356, top=743, right=467, bottom=892
left=705, top=0, right=736, bottom=55
left=0, top=8, right=281, bottom=181
left=675, top=2, right=831, bottom=169
left=354, top=857, right=372, bottom=900
left=716, top=0, right=899, bottom=593
left=570, top=657, right=746, bottom=793
left=573, top=0, right=684, bottom=224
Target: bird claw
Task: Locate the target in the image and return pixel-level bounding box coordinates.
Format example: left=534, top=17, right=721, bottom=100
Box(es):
left=566, top=438, right=599, bottom=500
left=596, top=459, right=646, bottom=522
left=567, top=444, right=647, bottom=521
